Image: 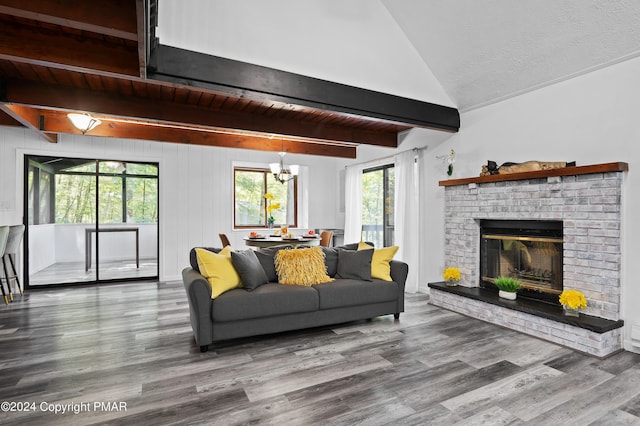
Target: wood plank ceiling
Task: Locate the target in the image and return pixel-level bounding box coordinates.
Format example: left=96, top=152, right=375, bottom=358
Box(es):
left=0, top=0, right=457, bottom=158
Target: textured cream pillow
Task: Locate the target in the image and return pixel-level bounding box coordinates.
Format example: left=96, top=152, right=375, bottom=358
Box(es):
left=275, top=247, right=334, bottom=286
left=358, top=241, right=399, bottom=281
left=195, top=246, right=242, bottom=298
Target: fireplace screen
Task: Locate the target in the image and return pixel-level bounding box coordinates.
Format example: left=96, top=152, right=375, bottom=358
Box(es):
left=480, top=220, right=563, bottom=294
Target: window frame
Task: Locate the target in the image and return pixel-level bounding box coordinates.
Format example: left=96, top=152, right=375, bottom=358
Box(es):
left=233, top=166, right=298, bottom=229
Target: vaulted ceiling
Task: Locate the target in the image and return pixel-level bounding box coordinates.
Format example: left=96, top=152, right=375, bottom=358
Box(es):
left=2, top=1, right=639, bottom=158
left=0, top=0, right=458, bottom=159
left=381, top=0, right=640, bottom=111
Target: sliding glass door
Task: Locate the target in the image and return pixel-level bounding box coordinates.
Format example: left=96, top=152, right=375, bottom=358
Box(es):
left=362, top=164, right=395, bottom=248
left=25, top=155, right=159, bottom=287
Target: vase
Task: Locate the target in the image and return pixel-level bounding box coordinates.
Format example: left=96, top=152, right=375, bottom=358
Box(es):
left=446, top=279, right=458, bottom=287
left=563, top=306, right=580, bottom=317
left=498, top=290, right=517, bottom=300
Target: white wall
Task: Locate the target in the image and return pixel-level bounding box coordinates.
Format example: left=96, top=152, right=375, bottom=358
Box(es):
left=157, top=0, right=453, bottom=107
left=421, top=56, right=640, bottom=353
left=0, top=127, right=345, bottom=282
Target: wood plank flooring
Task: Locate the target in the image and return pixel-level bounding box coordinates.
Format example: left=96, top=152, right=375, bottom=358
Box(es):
left=29, top=259, right=159, bottom=286
left=1, top=281, right=640, bottom=425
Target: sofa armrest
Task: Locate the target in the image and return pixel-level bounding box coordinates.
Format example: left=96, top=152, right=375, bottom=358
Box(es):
left=390, top=260, right=408, bottom=315
left=182, top=267, right=214, bottom=349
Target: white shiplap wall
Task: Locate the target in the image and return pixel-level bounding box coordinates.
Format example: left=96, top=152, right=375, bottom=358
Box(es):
left=0, top=126, right=347, bottom=282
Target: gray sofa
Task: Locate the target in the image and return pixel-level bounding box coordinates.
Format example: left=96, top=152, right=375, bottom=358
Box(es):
left=182, top=245, right=408, bottom=352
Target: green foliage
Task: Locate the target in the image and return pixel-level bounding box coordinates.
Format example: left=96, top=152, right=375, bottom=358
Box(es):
left=54, top=162, right=158, bottom=224
left=361, top=166, right=394, bottom=247
left=494, top=276, right=521, bottom=292
left=234, top=169, right=293, bottom=227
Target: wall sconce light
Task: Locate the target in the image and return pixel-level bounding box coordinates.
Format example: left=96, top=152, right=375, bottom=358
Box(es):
left=269, top=152, right=299, bottom=184
left=67, top=112, right=102, bottom=134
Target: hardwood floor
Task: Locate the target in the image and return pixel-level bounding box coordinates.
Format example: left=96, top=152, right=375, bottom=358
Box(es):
left=29, top=259, right=159, bottom=286
left=1, top=281, right=640, bottom=425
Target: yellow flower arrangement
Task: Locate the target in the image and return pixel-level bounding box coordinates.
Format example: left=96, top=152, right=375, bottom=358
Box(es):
left=264, top=193, right=279, bottom=226
left=443, top=267, right=461, bottom=282
left=559, top=289, right=587, bottom=310
left=267, top=202, right=280, bottom=215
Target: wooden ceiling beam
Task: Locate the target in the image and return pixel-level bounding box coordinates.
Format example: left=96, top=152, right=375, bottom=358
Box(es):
left=0, top=0, right=138, bottom=40
left=0, top=104, right=57, bottom=142
left=149, top=45, right=461, bottom=133
left=135, top=0, right=147, bottom=78
left=0, top=16, right=139, bottom=77
left=38, top=110, right=356, bottom=158
left=2, top=78, right=397, bottom=147
left=0, top=109, right=21, bottom=126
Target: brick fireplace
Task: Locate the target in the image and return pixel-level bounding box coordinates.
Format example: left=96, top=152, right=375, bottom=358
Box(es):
left=429, top=163, right=627, bottom=357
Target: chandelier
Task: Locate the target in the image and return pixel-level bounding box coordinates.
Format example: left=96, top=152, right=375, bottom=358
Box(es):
left=269, top=152, right=299, bottom=184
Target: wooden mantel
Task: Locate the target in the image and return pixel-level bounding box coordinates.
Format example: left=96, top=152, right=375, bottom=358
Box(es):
left=439, top=162, right=628, bottom=187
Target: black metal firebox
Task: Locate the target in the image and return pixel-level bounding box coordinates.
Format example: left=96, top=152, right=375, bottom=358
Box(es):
left=480, top=219, right=563, bottom=304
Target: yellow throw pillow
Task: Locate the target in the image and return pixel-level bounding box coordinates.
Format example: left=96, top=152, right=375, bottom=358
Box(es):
left=275, top=247, right=334, bottom=286
left=358, top=242, right=399, bottom=281
left=358, top=241, right=374, bottom=251
left=195, top=246, right=241, bottom=298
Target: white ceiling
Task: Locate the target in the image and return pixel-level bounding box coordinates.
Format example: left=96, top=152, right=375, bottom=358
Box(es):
left=159, top=1, right=640, bottom=114
left=382, top=0, right=640, bottom=111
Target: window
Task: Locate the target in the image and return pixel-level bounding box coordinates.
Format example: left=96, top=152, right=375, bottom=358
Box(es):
left=27, top=162, right=54, bottom=225
left=54, top=161, right=158, bottom=224
left=234, top=168, right=297, bottom=228
left=362, top=164, right=394, bottom=247
left=28, top=158, right=158, bottom=225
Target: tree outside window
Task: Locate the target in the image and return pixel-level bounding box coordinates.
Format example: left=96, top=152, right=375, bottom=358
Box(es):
left=234, top=168, right=297, bottom=228
left=362, top=165, right=394, bottom=247
left=28, top=158, right=159, bottom=226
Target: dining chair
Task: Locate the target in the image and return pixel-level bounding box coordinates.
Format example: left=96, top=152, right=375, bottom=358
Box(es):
left=0, top=226, right=10, bottom=304
left=3, top=224, right=25, bottom=298
left=319, top=231, right=333, bottom=247
left=219, top=233, right=231, bottom=247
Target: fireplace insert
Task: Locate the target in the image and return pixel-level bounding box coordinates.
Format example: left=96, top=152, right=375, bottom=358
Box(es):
left=480, top=219, right=563, bottom=304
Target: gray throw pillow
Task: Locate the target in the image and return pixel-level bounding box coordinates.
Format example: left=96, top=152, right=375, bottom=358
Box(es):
left=335, top=242, right=374, bottom=251
left=335, top=248, right=373, bottom=281
left=231, top=249, right=269, bottom=291
left=321, top=246, right=339, bottom=277
left=254, top=245, right=292, bottom=282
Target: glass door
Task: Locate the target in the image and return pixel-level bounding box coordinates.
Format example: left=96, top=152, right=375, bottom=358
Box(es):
left=96, top=161, right=158, bottom=281
left=25, top=155, right=159, bottom=287
left=361, top=164, right=395, bottom=248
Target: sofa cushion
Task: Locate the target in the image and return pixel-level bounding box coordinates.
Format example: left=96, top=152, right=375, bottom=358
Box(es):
left=358, top=242, right=400, bottom=282
left=211, top=283, right=319, bottom=321
left=231, top=249, right=269, bottom=291
left=195, top=247, right=241, bottom=298
left=255, top=244, right=292, bottom=282
left=275, top=246, right=333, bottom=286
left=335, top=248, right=373, bottom=281
left=312, top=279, right=398, bottom=310
left=189, top=247, right=222, bottom=272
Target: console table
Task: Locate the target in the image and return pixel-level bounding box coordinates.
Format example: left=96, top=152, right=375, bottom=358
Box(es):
left=85, top=227, right=139, bottom=271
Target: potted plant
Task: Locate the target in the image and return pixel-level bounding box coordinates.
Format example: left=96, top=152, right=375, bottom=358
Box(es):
left=264, top=193, right=280, bottom=229
left=443, top=267, right=461, bottom=286
left=494, top=276, right=521, bottom=300
left=559, top=289, right=587, bottom=317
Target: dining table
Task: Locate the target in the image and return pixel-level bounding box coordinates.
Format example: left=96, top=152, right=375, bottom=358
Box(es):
left=243, top=235, right=321, bottom=248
